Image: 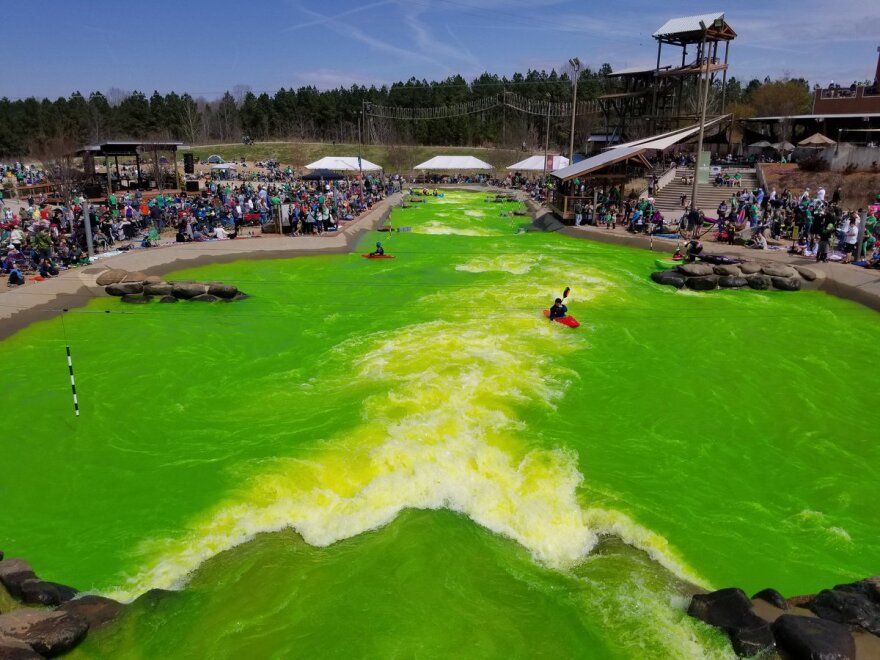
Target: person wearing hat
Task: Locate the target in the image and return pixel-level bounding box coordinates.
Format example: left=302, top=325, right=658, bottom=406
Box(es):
left=369, top=241, right=384, bottom=257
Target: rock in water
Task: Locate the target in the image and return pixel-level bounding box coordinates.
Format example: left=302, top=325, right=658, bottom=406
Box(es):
left=772, top=614, right=855, bottom=660
left=59, top=595, right=124, bottom=630
left=105, top=282, right=144, bottom=296
left=144, top=282, right=173, bottom=296
left=0, top=609, right=89, bottom=657
left=740, top=262, right=763, bottom=274
left=678, top=263, right=715, bottom=277
left=171, top=282, right=208, bottom=300
left=747, top=275, right=771, bottom=290
left=0, top=634, right=42, bottom=660
left=685, top=275, right=719, bottom=291
left=95, top=269, right=127, bottom=286
left=688, top=588, right=776, bottom=657
left=158, top=295, right=178, bottom=304
left=795, top=265, right=819, bottom=281
left=650, top=270, right=686, bottom=288
left=771, top=277, right=801, bottom=291
left=121, top=271, right=148, bottom=283
left=719, top=276, right=748, bottom=288
left=0, top=559, right=36, bottom=600
left=207, top=283, right=238, bottom=299
left=191, top=294, right=220, bottom=302
left=761, top=264, right=798, bottom=278
left=19, top=579, right=62, bottom=606
left=809, top=583, right=880, bottom=635
left=752, top=588, right=789, bottom=610
left=714, top=265, right=742, bottom=277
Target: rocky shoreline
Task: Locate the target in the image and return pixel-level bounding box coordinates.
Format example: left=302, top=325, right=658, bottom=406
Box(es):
left=687, top=578, right=880, bottom=658
left=651, top=260, right=822, bottom=292
left=0, top=552, right=125, bottom=658
left=96, top=268, right=247, bottom=304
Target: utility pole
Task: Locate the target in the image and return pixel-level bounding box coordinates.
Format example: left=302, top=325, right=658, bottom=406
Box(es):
left=568, top=57, right=581, bottom=162
left=690, top=21, right=712, bottom=218
left=358, top=100, right=365, bottom=200
left=81, top=199, right=95, bottom=259
left=543, top=94, right=551, bottom=180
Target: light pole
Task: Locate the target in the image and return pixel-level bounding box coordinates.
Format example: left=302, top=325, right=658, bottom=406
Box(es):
left=568, top=57, right=581, bottom=162
left=543, top=94, right=551, bottom=180
left=690, top=20, right=712, bottom=220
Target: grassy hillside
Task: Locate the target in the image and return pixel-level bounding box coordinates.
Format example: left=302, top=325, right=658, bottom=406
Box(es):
left=189, top=142, right=525, bottom=173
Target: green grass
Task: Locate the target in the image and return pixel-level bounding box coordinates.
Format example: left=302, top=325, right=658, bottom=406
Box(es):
left=189, top=142, right=524, bottom=173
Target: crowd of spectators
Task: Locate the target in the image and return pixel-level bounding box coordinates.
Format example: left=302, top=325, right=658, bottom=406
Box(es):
left=1, top=170, right=396, bottom=287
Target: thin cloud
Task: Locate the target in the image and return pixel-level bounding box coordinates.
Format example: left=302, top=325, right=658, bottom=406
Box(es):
left=281, top=0, right=392, bottom=33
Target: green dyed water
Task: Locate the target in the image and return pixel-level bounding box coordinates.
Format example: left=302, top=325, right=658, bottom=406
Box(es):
left=2, top=192, right=878, bottom=658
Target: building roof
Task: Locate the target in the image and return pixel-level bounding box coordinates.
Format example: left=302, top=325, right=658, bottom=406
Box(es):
left=550, top=146, right=651, bottom=182
left=743, top=113, right=880, bottom=121
left=506, top=155, right=569, bottom=171
left=611, top=115, right=729, bottom=151
left=654, top=12, right=723, bottom=36
left=304, top=156, right=383, bottom=171
left=652, top=12, right=735, bottom=43
left=414, top=155, right=493, bottom=170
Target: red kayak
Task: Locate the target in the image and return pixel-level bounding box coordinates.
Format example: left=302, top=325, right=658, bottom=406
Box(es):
left=362, top=254, right=395, bottom=259
left=543, top=310, right=580, bottom=328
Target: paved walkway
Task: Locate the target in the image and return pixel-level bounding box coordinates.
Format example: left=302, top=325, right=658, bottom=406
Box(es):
left=0, top=194, right=400, bottom=338
left=560, top=222, right=880, bottom=312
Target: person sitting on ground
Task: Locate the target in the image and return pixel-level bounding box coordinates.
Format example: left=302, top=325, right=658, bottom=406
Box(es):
left=213, top=224, right=229, bottom=240
left=38, top=258, right=58, bottom=278
left=7, top=266, right=24, bottom=287
left=370, top=241, right=384, bottom=256
left=548, top=297, right=568, bottom=321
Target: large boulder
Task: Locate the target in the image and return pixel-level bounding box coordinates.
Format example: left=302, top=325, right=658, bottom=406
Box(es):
left=747, top=275, right=772, bottom=290
left=761, top=264, right=798, bottom=278
left=740, top=262, right=763, bottom=275
left=651, top=270, right=686, bottom=289
left=809, top=582, right=880, bottom=635
left=105, top=282, right=144, bottom=296
left=688, top=588, right=775, bottom=657
left=143, top=275, right=162, bottom=285
left=0, top=609, right=89, bottom=657
left=719, top=276, right=748, bottom=288
left=59, top=595, right=124, bottom=630
left=714, top=265, right=742, bottom=277
left=158, top=295, right=178, bottom=304
left=771, top=276, right=801, bottom=292
left=121, top=271, right=148, bottom=283
left=19, top=579, right=62, bottom=606
left=752, top=588, right=788, bottom=610
left=171, top=282, right=208, bottom=300
left=144, top=282, right=173, bottom=296
left=207, top=283, right=238, bottom=299
left=677, top=263, right=715, bottom=277
left=0, top=559, right=36, bottom=600
left=685, top=275, right=719, bottom=291
left=772, top=614, right=855, bottom=660
left=95, top=269, right=127, bottom=286
left=121, top=294, right=150, bottom=304
left=0, top=634, right=42, bottom=660
left=795, top=265, right=820, bottom=281
left=190, top=294, right=220, bottom=303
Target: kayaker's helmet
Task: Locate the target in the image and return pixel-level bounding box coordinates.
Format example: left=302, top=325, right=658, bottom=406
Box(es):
left=376, top=241, right=381, bottom=247
left=555, top=298, right=562, bottom=303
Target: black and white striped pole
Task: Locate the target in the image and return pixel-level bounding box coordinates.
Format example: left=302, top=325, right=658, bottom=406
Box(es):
left=66, top=345, right=79, bottom=417
left=60, top=309, right=79, bottom=417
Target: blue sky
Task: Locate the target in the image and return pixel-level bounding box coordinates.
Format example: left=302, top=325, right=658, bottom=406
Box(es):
left=5, top=0, right=879, bottom=100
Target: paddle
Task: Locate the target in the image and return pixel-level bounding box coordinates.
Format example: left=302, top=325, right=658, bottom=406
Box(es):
left=562, top=287, right=571, bottom=300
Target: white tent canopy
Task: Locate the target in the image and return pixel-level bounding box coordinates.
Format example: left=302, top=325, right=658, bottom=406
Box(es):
left=414, top=155, right=493, bottom=170
left=507, top=155, right=570, bottom=171
left=211, top=163, right=237, bottom=170
left=305, top=156, right=383, bottom=171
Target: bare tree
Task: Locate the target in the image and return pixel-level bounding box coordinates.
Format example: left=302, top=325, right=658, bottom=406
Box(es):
left=232, top=84, right=252, bottom=106
left=106, top=87, right=131, bottom=107
left=179, top=95, right=204, bottom=145
left=33, top=135, right=84, bottom=202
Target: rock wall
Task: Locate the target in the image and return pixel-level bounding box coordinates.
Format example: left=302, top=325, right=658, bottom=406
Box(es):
left=98, top=269, right=248, bottom=304
left=651, top=260, right=823, bottom=293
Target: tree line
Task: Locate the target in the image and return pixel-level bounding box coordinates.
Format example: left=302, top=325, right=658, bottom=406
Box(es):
left=0, top=66, right=807, bottom=158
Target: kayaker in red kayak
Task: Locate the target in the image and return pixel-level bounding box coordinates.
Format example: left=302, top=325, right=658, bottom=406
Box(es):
left=369, top=241, right=385, bottom=256
left=548, top=298, right=568, bottom=321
